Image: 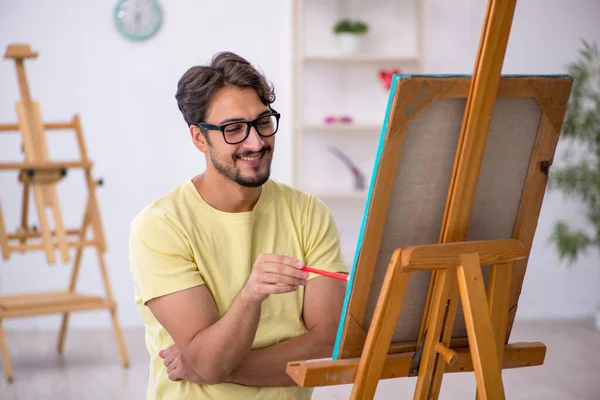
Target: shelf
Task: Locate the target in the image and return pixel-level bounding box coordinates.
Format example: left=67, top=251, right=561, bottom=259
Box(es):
left=291, top=0, right=426, bottom=212
left=302, top=55, right=420, bottom=64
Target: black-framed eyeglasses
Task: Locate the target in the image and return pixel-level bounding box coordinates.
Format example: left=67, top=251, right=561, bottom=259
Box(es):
left=197, top=109, right=281, bottom=144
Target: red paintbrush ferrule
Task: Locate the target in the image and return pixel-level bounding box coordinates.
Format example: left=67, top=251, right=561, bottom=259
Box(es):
left=301, top=266, right=349, bottom=281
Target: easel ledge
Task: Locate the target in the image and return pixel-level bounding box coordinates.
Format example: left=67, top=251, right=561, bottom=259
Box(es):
left=287, top=342, right=545, bottom=387
left=287, top=238, right=545, bottom=397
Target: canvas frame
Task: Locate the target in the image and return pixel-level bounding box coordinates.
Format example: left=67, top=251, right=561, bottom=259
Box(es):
left=332, top=73, right=573, bottom=361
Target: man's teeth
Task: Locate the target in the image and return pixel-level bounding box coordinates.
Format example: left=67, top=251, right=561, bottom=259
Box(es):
left=240, top=154, right=262, bottom=161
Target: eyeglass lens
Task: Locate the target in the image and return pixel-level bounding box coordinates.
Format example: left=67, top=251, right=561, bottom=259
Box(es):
left=224, top=114, right=278, bottom=144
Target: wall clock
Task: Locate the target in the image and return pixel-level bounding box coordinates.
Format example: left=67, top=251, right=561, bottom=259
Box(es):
left=114, top=0, right=163, bottom=41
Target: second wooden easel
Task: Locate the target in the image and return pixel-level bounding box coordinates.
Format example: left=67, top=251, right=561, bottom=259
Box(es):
left=0, top=43, right=129, bottom=382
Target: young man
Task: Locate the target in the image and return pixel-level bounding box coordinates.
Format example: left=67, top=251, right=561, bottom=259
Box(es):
left=128, top=52, right=348, bottom=399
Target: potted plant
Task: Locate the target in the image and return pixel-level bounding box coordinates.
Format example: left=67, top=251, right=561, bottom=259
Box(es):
left=547, top=39, right=600, bottom=330
left=333, top=19, right=369, bottom=55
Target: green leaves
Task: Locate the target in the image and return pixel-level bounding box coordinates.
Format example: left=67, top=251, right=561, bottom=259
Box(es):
left=549, top=221, right=593, bottom=265
left=333, top=19, right=369, bottom=35
left=549, top=162, right=599, bottom=204
left=561, top=39, right=600, bottom=145
left=548, top=38, right=600, bottom=266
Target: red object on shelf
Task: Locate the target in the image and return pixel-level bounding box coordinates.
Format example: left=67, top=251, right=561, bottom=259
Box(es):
left=379, top=68, right=401, bottom=90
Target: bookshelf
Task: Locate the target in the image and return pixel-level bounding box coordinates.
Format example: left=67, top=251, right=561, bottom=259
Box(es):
left=290, top=0, right=427, bottom=260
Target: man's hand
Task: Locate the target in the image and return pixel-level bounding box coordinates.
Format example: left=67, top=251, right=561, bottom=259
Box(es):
left=155, top=253, right=307, bottom=384
left=226, top=276, right=347, bottom=387
left=157, top=275, right=346, bottom=387
left=146, top=253, right=308, bottom=384
left=159, top=345, right=206, bottom=384
left=242, top=254, right=308, bottom=302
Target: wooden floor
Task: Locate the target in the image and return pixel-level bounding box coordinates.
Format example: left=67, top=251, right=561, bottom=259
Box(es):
left=0, top=318, right=598, bottom=399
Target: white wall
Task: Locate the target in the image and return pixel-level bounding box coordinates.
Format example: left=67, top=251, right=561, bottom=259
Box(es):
left=0, top=0, right=293, bottom=331
left=0, top=0, right=598, bottom=332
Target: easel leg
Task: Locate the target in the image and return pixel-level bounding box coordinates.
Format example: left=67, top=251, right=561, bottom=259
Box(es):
left=426, top=271, right=460, bottom=399
left=0, top=319, right=13, bottom=382
left=56, top=240, right=86, bottom=353
left=57, top=202, right=90, bottom=353
left=473, top=261, right=513, bottom=399
left=96, top=249, right=129, bottom=368
left=19, top=181, right=29, bottom=246
left=457, top=253, right=505, bottom=400
left=47, top=185, right=70, bottom=263
left=74, top=114, right=107, bottom=253
left=32, top=185, right=55, bottom=264
left=86, top=192, right=129, bottom=367
left=487, top=262, right=513, bottom=362
left=351, top=250, right=408, bottom=400
left=56, top=315, right=69, bottom=354
left=413, top=268, right=455, bottom=400
left=0, top=194, right=10, bottom=260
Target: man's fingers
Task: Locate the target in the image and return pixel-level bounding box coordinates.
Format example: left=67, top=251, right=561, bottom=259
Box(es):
left=261, top=283, right=299, bottom=295
left=262, top=271, right=305, bottom=286
left=163, top=350, right=178, bottom=367
left=262, top=263, right=308, bottom=281
left=168, top=366, right=183, bottom=382
left=159, top=344, right=175, bottom=359
left=167, top=360, right=178, bottom=374
left=261, top=254, right=304, bottom=269
left=271, top=284, right=300, bottom=294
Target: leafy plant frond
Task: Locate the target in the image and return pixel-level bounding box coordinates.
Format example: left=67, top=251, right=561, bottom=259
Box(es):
left=548, top=38, right=600, bottom=266
left=561, top=39, right=600, bottom=145
left=548, top=221, right=593, bottom=265
left=549, top=161, right=600, bottom=204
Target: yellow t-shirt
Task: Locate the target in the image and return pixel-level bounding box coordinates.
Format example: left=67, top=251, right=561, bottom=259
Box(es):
left=128, top=178, right=348, bottom=400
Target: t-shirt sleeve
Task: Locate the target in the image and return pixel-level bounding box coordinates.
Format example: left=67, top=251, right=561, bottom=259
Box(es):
left=129, top=209, right=204, bottom=305
left=302, top=195, right=349, bottom=280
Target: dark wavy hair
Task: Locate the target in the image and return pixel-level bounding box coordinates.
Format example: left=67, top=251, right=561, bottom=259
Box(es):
left=175, top=52, right=276, bottom=128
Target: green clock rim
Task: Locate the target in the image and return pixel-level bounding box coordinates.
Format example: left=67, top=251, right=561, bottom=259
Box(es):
left=113, top=0, right=163, bottom=41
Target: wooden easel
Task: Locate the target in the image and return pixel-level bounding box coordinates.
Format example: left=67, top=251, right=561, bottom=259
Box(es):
left=0, top=44, right=129, bottom=382
left=286, top=0, right=573, bottom=398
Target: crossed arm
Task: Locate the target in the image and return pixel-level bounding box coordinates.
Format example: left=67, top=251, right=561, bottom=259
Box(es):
left=147, top=274, right=346, bottom=386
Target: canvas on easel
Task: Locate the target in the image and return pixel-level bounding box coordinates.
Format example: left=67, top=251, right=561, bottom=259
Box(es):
left=286, top=0, right=573, bottom=398
left=331, top=72, right=573, bottom=355
left=286, top=73, right=571, bottom=395
left=0, top=44, right=128, bottom=382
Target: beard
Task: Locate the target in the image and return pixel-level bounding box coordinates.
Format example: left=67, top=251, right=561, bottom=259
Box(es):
left=208, top=144, right=272, bottom=188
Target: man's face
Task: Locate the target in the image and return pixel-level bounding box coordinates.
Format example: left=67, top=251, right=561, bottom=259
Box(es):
left=195, top=86, right=275, bottom=188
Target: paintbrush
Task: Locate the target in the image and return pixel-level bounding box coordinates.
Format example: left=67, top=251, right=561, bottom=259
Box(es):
left=301, top=266, right=349, bottom=282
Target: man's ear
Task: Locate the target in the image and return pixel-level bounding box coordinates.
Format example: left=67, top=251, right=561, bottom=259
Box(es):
left=190, top=125, right=209, bottom=153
